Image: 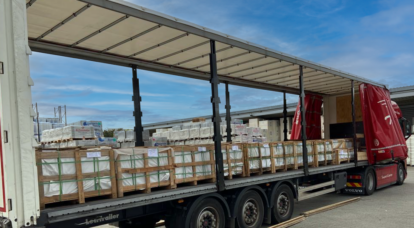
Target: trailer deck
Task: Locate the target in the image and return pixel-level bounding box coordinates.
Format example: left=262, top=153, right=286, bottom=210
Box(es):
left=37, top=161, right=369, bottom=226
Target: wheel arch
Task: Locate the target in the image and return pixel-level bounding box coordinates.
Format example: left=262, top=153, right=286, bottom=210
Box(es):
left=268, top=180, right=297, bottom=208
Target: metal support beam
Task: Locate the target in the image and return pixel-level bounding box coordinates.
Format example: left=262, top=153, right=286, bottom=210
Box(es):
left=225, top=82, right=232, bottom=142
left=283, top=92, right=288, bottom=141
left=299, top=65, right=309, bottom=176
left=351, top=80, right=358, bottom=166
left=132, top=66, right=144, bottom=146
left=209, top=40, right=225, bottom=191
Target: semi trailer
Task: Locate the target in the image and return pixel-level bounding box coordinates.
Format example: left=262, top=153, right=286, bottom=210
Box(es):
left=0, top=0, right=411, bottom=227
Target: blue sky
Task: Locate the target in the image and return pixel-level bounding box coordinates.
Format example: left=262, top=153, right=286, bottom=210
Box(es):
left=30, top=0, right=414, bottom=129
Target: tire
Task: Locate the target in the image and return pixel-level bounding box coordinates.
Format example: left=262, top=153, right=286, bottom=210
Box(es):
left=271, top=185, right=294, bottom=224
left=365, top=169, right=376, bottom=196
left=188, top=198, right=226, bottom=228
left=396, top=163, right=405, bottom=185
left=236, top=190, right=264, bottom=228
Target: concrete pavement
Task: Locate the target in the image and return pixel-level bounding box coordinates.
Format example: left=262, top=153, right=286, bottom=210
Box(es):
left=265, top=166, right=414, bottom=228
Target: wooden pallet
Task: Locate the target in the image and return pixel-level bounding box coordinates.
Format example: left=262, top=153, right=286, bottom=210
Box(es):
left=223, top=143, right=246, bottom=179
left=333, top=148, right=352, bottom=164
left=283, top=142, right=297, bottom=170
left=244, top=143, right=273, bottom=176
left=270, top=142, right=288, bottom=172
left=36, top=148, right=117, bottom=209
left=172, top=145, right=216, bottom=186
left=313, top=140, right=327, bottom=167
left=293, top=141, right=316, bottom=169
left=115, top=147, right=176, bottom=197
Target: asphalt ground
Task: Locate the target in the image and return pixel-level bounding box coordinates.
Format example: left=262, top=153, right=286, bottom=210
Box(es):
left=267, top=166, right=414, bottom=228
left=98, top=166, right=414, bottom=228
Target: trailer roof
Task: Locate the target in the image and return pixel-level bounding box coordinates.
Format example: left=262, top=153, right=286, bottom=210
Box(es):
left=26, top=0, right=385, bottom=95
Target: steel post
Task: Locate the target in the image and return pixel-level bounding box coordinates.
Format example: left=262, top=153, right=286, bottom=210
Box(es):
left=210, top=40, right=225, bottom=191
left=351, top=80, right=358, bottom=166
left=132, top=66, right=144, bottom=146
left=225, top=82, right=232, bottom=142
left=299, top=65, right=309, bottom=176
left=283, top=92, right=288, bottom=141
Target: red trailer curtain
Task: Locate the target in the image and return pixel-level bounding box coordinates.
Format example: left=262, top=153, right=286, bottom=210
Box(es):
left=360, top=83, right=407, bottom=164
left=290, top=94, right=323, bottom=140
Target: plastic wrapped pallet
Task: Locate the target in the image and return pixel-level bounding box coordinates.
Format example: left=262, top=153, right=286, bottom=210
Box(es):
left=223, top=144, right=244, bottom=178
left=314, top=141, right=326, bottom=163
left=234, top=124, right=247, bottom=135
left=125, top=131, right=136, bottom=142
left=114, top=147, right=175, bottom=196
left=245, top=143, right=272, bottom=176
left=232, top=135, right=250, bottom=143
left=248, top=118, right=262, bottom=128
left=332, top=139, right=346, bottom=149
left=172, top=125, right=182, bottom=131
left=97, top=138, right=118, bottom=147
left=146, top=137, right=168, bottom=146
left=115, top=130, right=126, bottom=143
left=178, top=129, right=190, bottom=140
left=35, top=122, right=53, bottom=134
left=247, top=127, right=262, bottom=137
left=272, top=143, right=285, bottom=167
left=67, top=140, right=97, bottom=148
left=194, top=146, right=213, bottom=177
left=173, top=147, right=194, bottom=182
left=295, top=142, right=314, bottom=165
left=325, top=141, right=334, bottom=162
left=170, top=131, right=180, bottom=141
left=52, top=123, right=65, bottom=129
left=185, top=139, right=195, bottom=145
left=160, top=131, right=170, bottom=140
left=189, top=128, right=200, bottom=139
left=191, top=123, right=201, bottom=129
left=284, top=142, right=295, bottom=166
left=194, top=139, right=201, bottom=145
left=36, top=148, right=116, bottom=208
left=41, top=130, right=51, bottom=143
left=200, top=127, right=212, bottom=138
left=62, top=126, right=95, bottom=140
left=51, top=128, right=64, bottom=142
left=231, top=119, right=243, bottom=124
left=200, top=122, right=213, bottom=128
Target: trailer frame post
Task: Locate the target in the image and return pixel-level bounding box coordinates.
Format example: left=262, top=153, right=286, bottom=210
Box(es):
left=132, top=66, right=144, bottom=147
left=351, top=80, right=358, bottom=166
left=299, top=65, right=309, bottom=176
left=225, top=82, right=232, bottom=142
left=283, top=91, right=288, bottom=141
left=209, top=40, right=225, bottom=191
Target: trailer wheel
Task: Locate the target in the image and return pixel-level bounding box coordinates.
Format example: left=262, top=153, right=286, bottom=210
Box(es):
left=271, top=184, right=294, bottom=224
left=236, top=190, right=264, bottom=228
left=365, top=169, right=376, bottom=195
left=396, top=163, right=405, bottom=185
left=188, top=198, right=226, bottom=228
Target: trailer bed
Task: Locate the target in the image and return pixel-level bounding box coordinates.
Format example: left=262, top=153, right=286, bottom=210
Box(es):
left=37, top=161, right=369, bottom=226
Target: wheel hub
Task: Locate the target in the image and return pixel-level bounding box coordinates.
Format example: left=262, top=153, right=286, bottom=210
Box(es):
left=243, top=200, right=259, bottom=226
left=277, top=192, right=290, bottom=217
left=198, top=207, right=218, bottom=228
